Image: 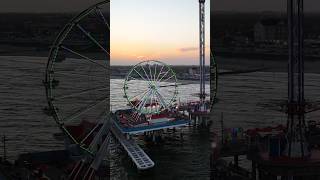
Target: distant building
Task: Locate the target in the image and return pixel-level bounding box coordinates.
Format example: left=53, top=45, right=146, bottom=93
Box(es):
left=254, top=18, right=286, bottom=43
left=188, top=67, right=197, bottom=76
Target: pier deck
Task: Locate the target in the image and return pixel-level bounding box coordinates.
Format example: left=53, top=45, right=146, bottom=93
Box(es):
left=113, top=116, right=189, bottom=134
left=110, top=120, right=155, bottom=170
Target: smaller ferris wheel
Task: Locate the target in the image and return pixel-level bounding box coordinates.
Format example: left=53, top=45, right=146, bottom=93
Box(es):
left=123, top=60, right=178, bottom=115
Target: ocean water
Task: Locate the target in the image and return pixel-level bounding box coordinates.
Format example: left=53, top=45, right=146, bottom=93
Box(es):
left=1, top=56, right=320, bottom=180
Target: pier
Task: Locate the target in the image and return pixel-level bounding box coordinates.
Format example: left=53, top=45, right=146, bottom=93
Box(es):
left=110, top=119, right=155, bottom=170
left=178, top=100, right=212, bottom=127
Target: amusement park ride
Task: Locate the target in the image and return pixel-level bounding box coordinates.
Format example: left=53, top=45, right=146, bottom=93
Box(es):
left=43, top=0, right=216, bottom=178
left=211, top=0, right=320, bottom=179
left=45, top=1, right=111, bottom=178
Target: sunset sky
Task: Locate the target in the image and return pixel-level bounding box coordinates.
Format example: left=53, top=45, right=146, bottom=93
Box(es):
left=110, top=0, right=210, bottom=65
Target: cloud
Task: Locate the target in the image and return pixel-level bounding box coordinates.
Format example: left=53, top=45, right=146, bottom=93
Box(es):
left=131, top=54, right=146, bottom=59
left=178, top=45, right=210, bottom=52
left=178, top=47, right=198, bottom=52
left=136, top=55, right=146, bottom=59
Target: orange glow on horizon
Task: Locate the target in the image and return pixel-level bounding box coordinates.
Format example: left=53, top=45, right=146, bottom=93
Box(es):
left=111, top=0, right=210, bottom=65
left=111, top=45, right=211, bottom=64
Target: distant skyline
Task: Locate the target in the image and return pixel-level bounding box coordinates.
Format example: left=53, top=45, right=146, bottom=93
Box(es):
left=111, top=0, right=210, bottom=65
left=1, top=0, right=318, bottom=65
left=0, top=0, right=104, bottom=13
left=0, top=0, right=319, bottom=13
left=211, top=0, right=320, bottom=12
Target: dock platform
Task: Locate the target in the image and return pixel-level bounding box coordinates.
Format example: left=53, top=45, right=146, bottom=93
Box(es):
left=112, top=115, right=189, bottom=134
left=110, top=120, right=155, bottom=170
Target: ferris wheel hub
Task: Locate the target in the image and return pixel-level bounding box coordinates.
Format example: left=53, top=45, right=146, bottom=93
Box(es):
left=149, top=84, right=156, bottom=89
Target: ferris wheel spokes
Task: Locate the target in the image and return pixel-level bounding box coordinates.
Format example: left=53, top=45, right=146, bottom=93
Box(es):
left=140, top=65, right=152, bottom=83
left=153, top=63, right=157, bottom=82
left=137, top=90, right=152, bottom=113
left=76, top=24, right=110, bottom=55
left=158, top=87, right=172, bottom=102
left=53, top=72, right=107, bottom=79
left=95, top=7, right=109, bottom=29
left=160, top=74, right=175, bottom=83
left=61, top=95, right=108, bottom=123
left=154, top=90, right=167, bottom=109
left=157, top=69, right=170, bottom=82
left=53, top=86, right=108, bottom=101
left=60, top=46, right=107, bottom=69
left=154, top=63, right=164, bottom=81
left=128, top=88, right=150, bottom=102
left=148, top=63, right=153, bottom=82
left=80, top=117, right=104, bottom=144
left=133, top=68, right=150, bottom=84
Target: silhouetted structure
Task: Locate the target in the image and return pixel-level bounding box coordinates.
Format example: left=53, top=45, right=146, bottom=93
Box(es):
left=285, top=0, right=307, bottom=158
left=199, top=0, right=206, bottom=105
left=254, top=18, right=286, bottom=43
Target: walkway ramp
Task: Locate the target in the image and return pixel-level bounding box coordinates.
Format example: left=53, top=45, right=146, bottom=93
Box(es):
left=69, top=119, right=111, bottom=180
left=110, top=120, right=155, bottom=170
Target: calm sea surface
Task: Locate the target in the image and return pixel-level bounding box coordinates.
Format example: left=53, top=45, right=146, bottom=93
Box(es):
left=1, top=56, right=320, bottom=180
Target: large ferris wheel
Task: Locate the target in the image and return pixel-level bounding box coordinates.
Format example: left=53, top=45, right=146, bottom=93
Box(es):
left=123, top=60, right=178, bottom=115
left=44, top=1, right=110, bottom=176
